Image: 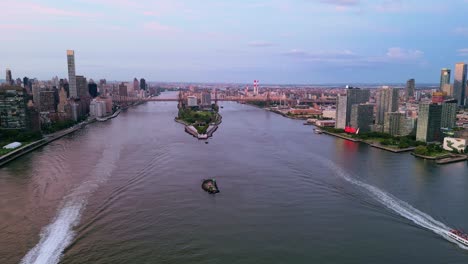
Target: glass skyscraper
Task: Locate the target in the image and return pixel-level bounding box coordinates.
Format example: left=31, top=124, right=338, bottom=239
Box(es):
left=453, top=63, right=466, bottom=106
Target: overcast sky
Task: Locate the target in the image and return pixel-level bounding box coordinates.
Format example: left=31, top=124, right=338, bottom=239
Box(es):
left=1, top=0, right=467, bottom=84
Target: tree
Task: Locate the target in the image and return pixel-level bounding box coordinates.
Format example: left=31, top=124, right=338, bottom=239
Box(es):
left=414, top=146, right=429, bottom=156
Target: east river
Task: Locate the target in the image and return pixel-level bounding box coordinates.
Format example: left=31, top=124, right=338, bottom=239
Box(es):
left=1, top=92, right=468, bottom=264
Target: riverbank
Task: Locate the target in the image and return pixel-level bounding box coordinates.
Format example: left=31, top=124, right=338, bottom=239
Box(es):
left=0, top=118, right=95, bottom=168
left=96, top=109, right=122, bottom=122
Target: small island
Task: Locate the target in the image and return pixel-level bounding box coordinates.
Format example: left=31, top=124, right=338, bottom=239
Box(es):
left=175, top=93, right=222, bottom=139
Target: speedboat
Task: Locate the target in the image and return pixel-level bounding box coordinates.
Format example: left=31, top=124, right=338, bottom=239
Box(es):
left=314, top=128, right=323, bottom=134
left=447, top=229, right=468, bottom=246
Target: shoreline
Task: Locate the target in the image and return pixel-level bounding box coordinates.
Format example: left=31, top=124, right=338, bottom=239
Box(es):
left=0, top=100, right=145, bottom=168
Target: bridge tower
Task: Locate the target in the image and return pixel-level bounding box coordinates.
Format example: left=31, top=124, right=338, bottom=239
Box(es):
left=214, top=88, right=218, bottom=105
left=178, top=90, right=184, bottom=109
left=266, top=89, right=271, bottom=107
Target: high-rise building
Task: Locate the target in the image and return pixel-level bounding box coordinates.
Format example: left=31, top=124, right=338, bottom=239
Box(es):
left=57, top=87, right=68, bottom=112
left=5, top=69, right=12, bottom=85
left=376, top=87, right=399, bottom=125
left=39, top=91, right=56, bottom=112
left=440, top=68, right=451, bottom=91
left=187, top=96, right=198, bottom=107
left=406, top=79, right=415, bottom=101
left=67, top=50, right=78, bottom=98
left=454, top=63, right=467, bottom=106
left=384, top=112, right=405, bottom=136
left=335, top=87, right=370, bottom=129
left=442, top=84, right=453, bottom=97
left=0, top=86, right=27, bottom=129
left=76, top=75, right=88, bottom=98
left=350, top=104, right=374, bottom=132
left=201, top=92, right=212, bottom=106
left=88, top=81, right=98, bottom=98
left=118, top=83, right=128, bottom=97
left=416, top=103, right=442, bottom=143
left=441, top=99, right=458, bottom=129
left=133, top=78, right=139, bottom=91
left=140, top=78, right=147, bottom=90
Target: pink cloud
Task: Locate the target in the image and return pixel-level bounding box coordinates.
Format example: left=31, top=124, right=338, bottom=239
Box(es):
left=143, top=22, right=178, bottom=33
left=2, top=1, right=100, bottom=18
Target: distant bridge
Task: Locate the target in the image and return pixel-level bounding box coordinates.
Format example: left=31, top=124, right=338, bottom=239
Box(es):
left=112, top=96, right=335, bottom=105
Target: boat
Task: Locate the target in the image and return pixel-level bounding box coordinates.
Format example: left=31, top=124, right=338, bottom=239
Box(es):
left=314, top=128, right=323, bottom=134
left=202, top=179, right=220, bottom=194
left=447, top=229, right=468, bottom=246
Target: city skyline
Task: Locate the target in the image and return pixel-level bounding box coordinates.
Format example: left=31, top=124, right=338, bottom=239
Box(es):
left=1, top=0, right=468, bottom=83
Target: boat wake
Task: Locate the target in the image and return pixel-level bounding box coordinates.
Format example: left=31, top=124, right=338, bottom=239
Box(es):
left=317, top=155, right=468, bottom=250
left=20, top=146, right=121, bottom=264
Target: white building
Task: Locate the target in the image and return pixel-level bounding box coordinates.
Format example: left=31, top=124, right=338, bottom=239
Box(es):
left=90, top=99, right=107, bottom=118
left=443, top=137, right=467, bottom=153
left=187, top=96, right=198, bottom=107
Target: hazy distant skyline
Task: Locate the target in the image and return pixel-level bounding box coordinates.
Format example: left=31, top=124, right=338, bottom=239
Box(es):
left=1, top=0, right=468, bottom=84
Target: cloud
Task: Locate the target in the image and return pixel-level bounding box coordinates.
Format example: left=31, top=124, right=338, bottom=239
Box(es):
left=454, top=27, right=468, bottom=36
left=374, top=0, right=405, bottom=13
left=248, top=41, right=274, bottom=47
left=283, top=47, right=424, bottom=67
left=3, top=1, right=99, bottom=18
left=385, top=47, right=423, bottom=60
left=143, top=22, right=178, bottom=33
left=319, top=0, right=360, bottom=6
left=457, top=48, right=468, bottom=56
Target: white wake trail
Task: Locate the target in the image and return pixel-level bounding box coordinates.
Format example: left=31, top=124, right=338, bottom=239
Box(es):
left=21, top=147, right=121, bottom=264
left=318, top=156, right=468, bottom=250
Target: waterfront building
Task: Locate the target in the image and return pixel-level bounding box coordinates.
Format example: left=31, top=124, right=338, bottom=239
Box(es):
left=119, top=83, right=128, bottom=97
left=443, top=137, right=467, bottom=153
left=335, top=87, right=370, bottom=129
left=201, top=92, right=211, bottom=106
left=39, top=91, right=56, bottom=112
left=454, top=63, right=467, bottom=106
left=416, top=103, right=442, bottom=143
left=67, top=50, right=78, bottom=98
left=441, top=99, right=458, bottom=129
left=406, top=79, right=415, bottom=101
left=376, top=87, right=399, bottom=126
left=0, top=86, right=27, bottom=129
left=440, top=68, right=451, bottom=91
left=32, top=84, right=41, bottom=107
left=384, top=112, right=405, bottom=136
left=89, top=99, right=107, bottom=118
left=350, top=104, right=374, bottom=132
left=187, top=96, right=198, bottom=107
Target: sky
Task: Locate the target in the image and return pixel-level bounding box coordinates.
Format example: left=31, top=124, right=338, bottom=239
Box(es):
left=1, top=0, right=468, bottom=84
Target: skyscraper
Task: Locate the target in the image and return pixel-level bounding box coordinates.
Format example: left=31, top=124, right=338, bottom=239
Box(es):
left=406, top=79, right=415, bottom=101
left=5, top=69, right=12, bottom=85
left=140, top=78, right=147, bottom=90
left=384, top=112, right=405, bottom=136
left=335, top=87, right=370, bottom=129
left=133, top=78, right=139, bottom=91
left=350, top=104, right=374, bottom=132
left=67, top=50, right=77, bottom=98
left=441, top=99, right=457, bottom=129
left=453, top=63, right=467, bottom=106
left=76, top=75, right=88, bottom=98
left=416, top=103, right=442, bottom=143
left=0, top=86, right=27, bottom=129
left=376, top=87, right=399, bottom=126
left=440, top=68, right=451, bottom=91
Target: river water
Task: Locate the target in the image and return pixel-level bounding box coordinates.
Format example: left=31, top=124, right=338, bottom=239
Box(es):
left=1, top=92, right=468, bottom=264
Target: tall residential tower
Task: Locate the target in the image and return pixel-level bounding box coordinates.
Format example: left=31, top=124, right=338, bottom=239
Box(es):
left=440, top=68, right=451, bottom=92
left=454, top=63, right=466, bottom=106
left=67, top=50, right=77, bottom=98
left=406, top=79, right=415, bottom=101
left=335, top=87, right=370, bottom=129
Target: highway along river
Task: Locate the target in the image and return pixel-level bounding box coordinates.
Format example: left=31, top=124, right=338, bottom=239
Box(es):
left=1, top=93, right=468, bottom=264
